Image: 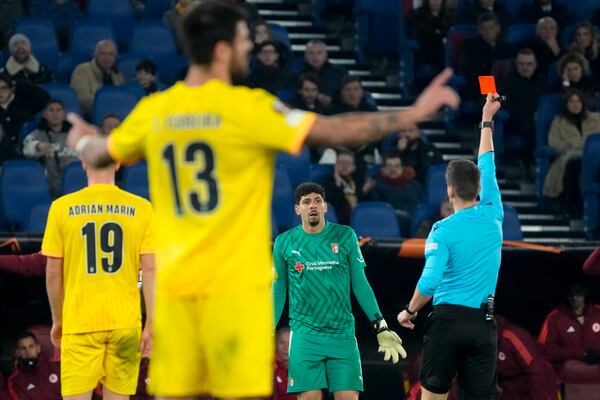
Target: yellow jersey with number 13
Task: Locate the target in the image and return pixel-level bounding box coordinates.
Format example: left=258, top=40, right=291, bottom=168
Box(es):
left=41, top=184, right=156, bottom=334
left=107, top=80, right=316, bottom=298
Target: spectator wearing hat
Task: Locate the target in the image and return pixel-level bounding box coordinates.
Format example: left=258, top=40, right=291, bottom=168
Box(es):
left=0, top=34, right=54, bottom=84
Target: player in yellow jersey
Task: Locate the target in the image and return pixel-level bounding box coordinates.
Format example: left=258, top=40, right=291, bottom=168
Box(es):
left=43, top=150, right=156, bottom=400
left=64, top=2, right=459, bottom=399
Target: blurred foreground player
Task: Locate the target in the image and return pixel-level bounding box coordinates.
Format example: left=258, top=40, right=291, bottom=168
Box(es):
left=43, top=144, right=156, bottom=399
left=273, top=183, right=406, bottom=400
left=66, top=2, right=459, bottom=399
left=397, top=94, right=503, bottom=400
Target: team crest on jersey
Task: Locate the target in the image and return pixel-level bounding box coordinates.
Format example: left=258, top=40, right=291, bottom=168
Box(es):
left=593, top=323, right=600, bottom=333
left=289, top=377, right=294, bottom=387
left=49, top=374, right=58, bottom=384
left=498, top=352, right=506, bottom=361
left=330, top=243, right=339, bottom=254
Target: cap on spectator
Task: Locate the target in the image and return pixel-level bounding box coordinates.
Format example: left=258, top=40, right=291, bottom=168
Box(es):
left=8, top=34, right=31, bottom=52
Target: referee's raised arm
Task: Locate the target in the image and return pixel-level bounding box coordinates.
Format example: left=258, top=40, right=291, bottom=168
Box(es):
left=479, top=93, right=503, bottom=218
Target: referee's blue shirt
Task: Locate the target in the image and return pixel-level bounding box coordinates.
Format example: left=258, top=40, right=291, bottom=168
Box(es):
left=417, top=151, right=503, bottom=309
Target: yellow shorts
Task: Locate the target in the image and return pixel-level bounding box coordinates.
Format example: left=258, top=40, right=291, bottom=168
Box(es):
left=61, top=328, right=141, bottom=396
left=149, top=289, right=274, bottom=398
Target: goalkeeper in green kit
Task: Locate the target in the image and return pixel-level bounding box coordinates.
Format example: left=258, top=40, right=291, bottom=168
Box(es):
left=272, top=182, right=407, bottom=400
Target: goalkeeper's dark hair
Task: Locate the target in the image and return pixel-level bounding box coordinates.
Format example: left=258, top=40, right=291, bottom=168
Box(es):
left=182, top=1, right=246, bottom=66
left=445, top=160, right=480, bottom=201
left=294, top=182, right=326, bottom=204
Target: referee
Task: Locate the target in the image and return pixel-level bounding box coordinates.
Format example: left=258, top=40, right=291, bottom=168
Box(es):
left=397, top=93, right=503, bottom=400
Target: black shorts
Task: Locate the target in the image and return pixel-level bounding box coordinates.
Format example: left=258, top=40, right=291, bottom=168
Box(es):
left=420, top=304, right=497, bottom=400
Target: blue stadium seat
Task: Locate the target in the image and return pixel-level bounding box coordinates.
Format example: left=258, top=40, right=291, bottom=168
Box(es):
left=351, top=201, right=401, bottom=238
left=19, top=120, right=39, bottom=145
left=272, top=165, right=295, bottom=232
left=70, top=20, right=116, bottom=59
left=276, top=147, right=311, bottom=190
left=143, top=0, right=172, bottom=20
left=26, top=202, right=51, bottom=233
left=61, top=161, right=87, bottom=195
left=502, top=205, right=523, bottom=241
left=121, top=161, right=149, bottom=200
left=410, top=201, right=440, bottom=237
left=308, top=164, right=334, bottom=184
left=118, top=53, right=144, bottom=81
left=92, top=86, right=139, bottom=124
left=425, top=163, right=447, bottom=205
left=14, top=17, right=60, bottom=70
left=41, top=83, right=82, bottom=115
left=355, top=0, right=403, bottom=56
left=0, top=160, right=52, bottom=231
left=130, top=22, right=177, bottom=83
left=87, top=0, right=134, bottom=48
left=271, top=214, right=279, bottom=239
left=276, top=88, right=296, bottom=103
left=505, top=24, right=536, bottom=46
left=535, top=94, right=563, bottom=202
left=269, top=23, right=291, bottom=48
left=583, top=134, right=600, bottom=237
left=444, top=25, right=477, bottom=70
left=55, top=52, right=78, bottom=83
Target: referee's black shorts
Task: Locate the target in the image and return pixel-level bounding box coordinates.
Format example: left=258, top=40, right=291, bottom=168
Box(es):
left=420, top=304, right=497, bottom=400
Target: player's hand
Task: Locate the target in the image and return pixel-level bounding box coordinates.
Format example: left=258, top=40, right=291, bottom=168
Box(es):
left=376, top=329, right=407, bottom=364
left=66, top=113, right=98, bottom=150
left=397, top=310, right=416, bottom=330
left=482, top=93, right=502, bottom=121
left=50, top=322, right=62, bottom=348
left=139, top=324, right=153, bottom=358
left=412, top=68, right=460, bottom=121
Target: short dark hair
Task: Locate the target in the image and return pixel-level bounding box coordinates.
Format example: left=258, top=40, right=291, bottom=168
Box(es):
left=516, top=48, right=535, bottom=57
left=182, top=1, right=246, bottom=66
left=0, top=74, right=14, bottom=89
left=297, top=72, right=319, bottom=89
left=341, top=75, right=362, bottom=89
left=336, top=148, right=354, bottom=160
left=383, top=149, right=403, bottom=164
left=17, top=331, right=37, bottom=344
left=445, top=160, right=480, bottom=201
left=294, top=182, right=326, bottom=204
left=478, top=12, right=499, bottom=26
left=135, top=59, right=157, bottom=75
left=46, top=99, right=64, bottom=109
left=255, top=40, right=278, bottom=54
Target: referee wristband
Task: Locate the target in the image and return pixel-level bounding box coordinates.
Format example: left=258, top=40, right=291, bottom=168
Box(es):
left=404, top=304, right=417, bottom=316
left=75, top=135, right=92, bottom=155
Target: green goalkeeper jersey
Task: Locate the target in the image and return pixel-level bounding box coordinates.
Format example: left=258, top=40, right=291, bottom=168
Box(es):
left=273, top=222, right=381, bottom=337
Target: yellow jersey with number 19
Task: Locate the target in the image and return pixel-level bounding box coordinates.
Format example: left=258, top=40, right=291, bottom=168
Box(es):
left=107, top=80, right=316, bottom=298
left=41, top=184, right=156, bottom=334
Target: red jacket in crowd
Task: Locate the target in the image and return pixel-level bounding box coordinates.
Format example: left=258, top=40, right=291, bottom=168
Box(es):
left=583, top=246, right=600, bottom=276
left=273, top=359, right=294, bottom=400
left=539, top=305, right=600, bottom=370
left=7, top=354, right=61, bottom=400
left=0, top=253, right=46, bottom=277
left=496, top=317, right=558, bottom=400
left=0, top=374, right=10, bottom=400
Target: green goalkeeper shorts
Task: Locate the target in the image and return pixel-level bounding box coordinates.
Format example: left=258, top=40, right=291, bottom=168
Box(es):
left=288, top=330, right=363, bottom=393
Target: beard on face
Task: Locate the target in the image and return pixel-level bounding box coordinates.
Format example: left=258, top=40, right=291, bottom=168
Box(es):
left=230, top=53, right=248, bottom=81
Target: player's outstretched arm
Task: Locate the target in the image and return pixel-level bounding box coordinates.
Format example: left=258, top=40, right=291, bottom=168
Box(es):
left=66, top=113, right=114, bottom=168
left=307, top=68, right=460, bottom=147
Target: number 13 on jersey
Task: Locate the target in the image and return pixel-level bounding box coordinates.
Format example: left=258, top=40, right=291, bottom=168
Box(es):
left=162, top=141, right=220, bottom=216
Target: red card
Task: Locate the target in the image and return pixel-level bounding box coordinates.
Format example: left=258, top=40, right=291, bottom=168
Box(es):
left=478, top=76, right=497, bottom=95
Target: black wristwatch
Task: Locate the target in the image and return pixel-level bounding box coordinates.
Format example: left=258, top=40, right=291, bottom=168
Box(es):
left=404, top=304, right=417, bottom=316
left=479, top=121, right=494, bottom=130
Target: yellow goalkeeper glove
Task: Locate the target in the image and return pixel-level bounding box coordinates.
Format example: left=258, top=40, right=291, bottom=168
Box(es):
left=373, top=318, right=407, bottom=364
